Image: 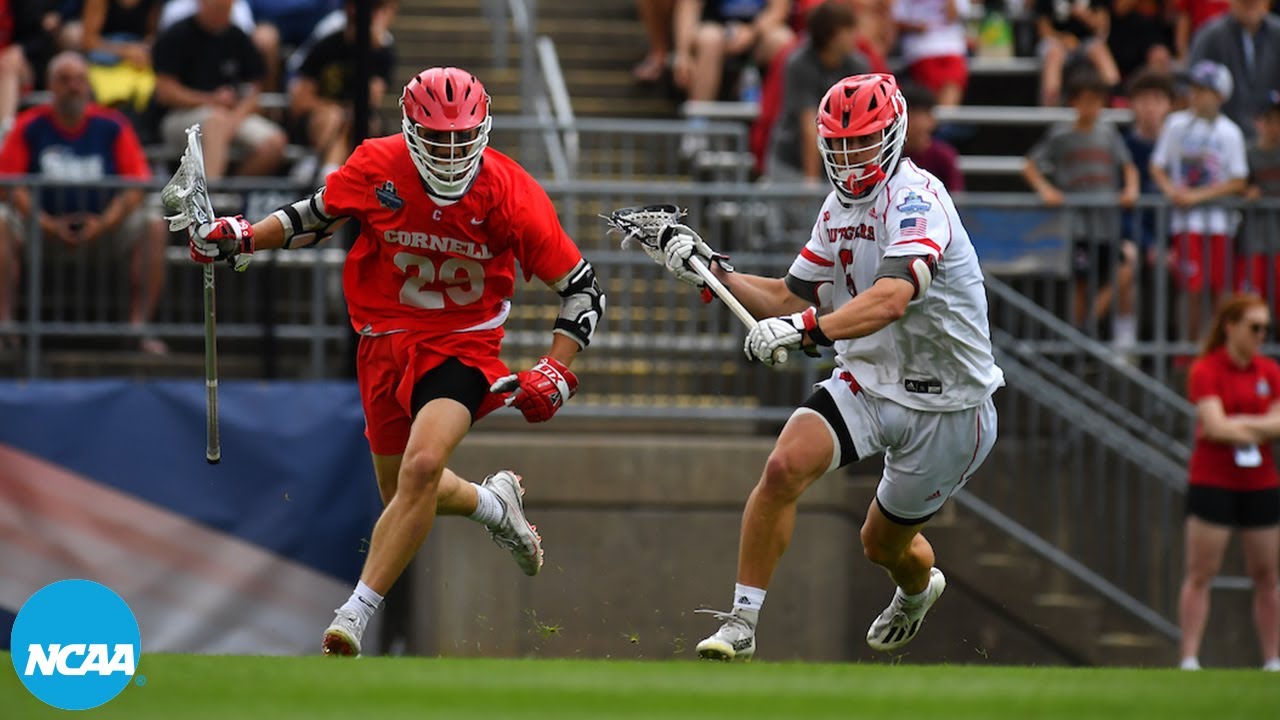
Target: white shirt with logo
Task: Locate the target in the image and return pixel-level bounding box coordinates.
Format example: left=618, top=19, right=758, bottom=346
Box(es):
left=787, top=160, right=1004, bottom=411
left=893, top=0, right=971, bottom=63
left=1150, top=110, right=1249, bottom=236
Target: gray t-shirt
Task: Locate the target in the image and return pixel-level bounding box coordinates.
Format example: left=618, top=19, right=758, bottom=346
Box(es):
left=1028, top=121, right=1133, bottom=241
left=1248, top=143, right=1280, bottom=197
left=767, top=41, right=870, bottom=174
left=1243, top=142, right=1280, bottom=254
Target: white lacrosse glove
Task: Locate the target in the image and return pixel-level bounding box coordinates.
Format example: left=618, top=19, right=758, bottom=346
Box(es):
left=744, top=307, right=826, bottom=366
left=658, top=222, right=734, bottom=292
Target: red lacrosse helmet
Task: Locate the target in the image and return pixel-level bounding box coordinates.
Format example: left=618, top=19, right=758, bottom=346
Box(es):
left=400, top=67, right=492, bottom=199
left=816, top=74, right=908, bottom=204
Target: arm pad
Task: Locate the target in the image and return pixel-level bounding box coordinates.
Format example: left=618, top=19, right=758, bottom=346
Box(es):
left=552, top=259, right=606, bottom=348
left=875, top=255, right=936, bottom=300
left=270, top=187, right=341, bottom=249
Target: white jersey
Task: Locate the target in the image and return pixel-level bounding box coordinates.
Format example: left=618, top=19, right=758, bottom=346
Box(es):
left=893, top=0, right=971, bottom=63
left=787, top=160, right=1004, bottom=412
left=1150, top=110, right=1248, bottom=236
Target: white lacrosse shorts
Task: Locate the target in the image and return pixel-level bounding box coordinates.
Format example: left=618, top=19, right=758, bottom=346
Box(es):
left=795, top=370, right=998, bottom=523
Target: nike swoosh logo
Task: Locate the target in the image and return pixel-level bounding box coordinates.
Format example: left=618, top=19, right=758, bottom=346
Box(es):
left=470, top=217, right=485, bottom=225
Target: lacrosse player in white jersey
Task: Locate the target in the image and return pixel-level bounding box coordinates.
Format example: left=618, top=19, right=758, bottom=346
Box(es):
left=650, top=73, right=1004, bottom=660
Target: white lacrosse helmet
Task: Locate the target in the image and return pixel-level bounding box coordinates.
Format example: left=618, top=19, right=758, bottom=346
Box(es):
left=400, top=67, right=492, bottom=200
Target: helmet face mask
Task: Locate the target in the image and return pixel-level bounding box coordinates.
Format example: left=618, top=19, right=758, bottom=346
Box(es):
left=400, top=67, right=491, bottom=200
left=815, top=74, right=908, bottom=204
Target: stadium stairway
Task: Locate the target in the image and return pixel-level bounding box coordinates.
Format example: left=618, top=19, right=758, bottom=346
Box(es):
left=395, top=0, right=676, bottom=119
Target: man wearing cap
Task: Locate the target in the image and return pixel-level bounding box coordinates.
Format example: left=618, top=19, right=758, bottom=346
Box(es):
left=1151, top=60, right=1250, bottom=339
left=1189, top=0, right=1280, bottom=140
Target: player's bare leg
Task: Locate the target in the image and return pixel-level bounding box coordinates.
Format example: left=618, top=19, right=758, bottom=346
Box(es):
left=323, top=398, right=471, bottom=656
left=1178, top=516, right=1229, bottom=669
left=370, top=456, right=542, bottom=576
left=697, top=411, right=834, bottom=661
left=1241, top=526, right=1279, bottom=669
left=862, top=501, right=947, bottom=651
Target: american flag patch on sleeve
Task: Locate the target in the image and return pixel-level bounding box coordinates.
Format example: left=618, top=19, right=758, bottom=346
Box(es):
left=899, top=217, right=927, bottom=237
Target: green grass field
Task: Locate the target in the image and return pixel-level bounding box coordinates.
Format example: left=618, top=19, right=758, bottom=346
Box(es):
left=3, top=653, right=1278, bottom=720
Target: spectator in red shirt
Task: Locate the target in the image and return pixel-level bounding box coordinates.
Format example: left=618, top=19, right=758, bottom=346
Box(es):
left=1175, top=0, right=1231, bottom=60
left=1181, top=293, right=1280, bottom=671
left=901, top=83, right=964, bottom=191
left=0, top=51, right=168, bottom=353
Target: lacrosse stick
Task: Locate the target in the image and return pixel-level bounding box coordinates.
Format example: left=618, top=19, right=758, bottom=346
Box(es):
left=161, top=125, right=221, bottom=464
left=604, top=204, right=788, bottom=365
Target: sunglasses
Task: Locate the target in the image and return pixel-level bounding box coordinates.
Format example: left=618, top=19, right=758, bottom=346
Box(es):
left=1248, top=322, right=1271, bottom=335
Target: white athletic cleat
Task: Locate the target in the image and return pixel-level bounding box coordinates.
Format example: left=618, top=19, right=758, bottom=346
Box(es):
left=695, top=607, right=757, bottom=661
left=321, top=608, right=366, bottom=657
left=1180, top=657, right=1202, bottom=671
left=483, top=471, right=544, bottom=576
left=1260, top=658, right=1279, bottom=672
left=866, top=567, right=946, bottom=651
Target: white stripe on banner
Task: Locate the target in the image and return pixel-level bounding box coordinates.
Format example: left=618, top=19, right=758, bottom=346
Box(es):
left=0, top=444, right=364, bottom=654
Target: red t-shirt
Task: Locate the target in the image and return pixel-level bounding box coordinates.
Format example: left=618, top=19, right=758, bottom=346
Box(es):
left=323, top=137, right=583, bottom=336
left=1187, top=348, right=1280, bottom=490
left=1174, top=0, right=1231, bottom=37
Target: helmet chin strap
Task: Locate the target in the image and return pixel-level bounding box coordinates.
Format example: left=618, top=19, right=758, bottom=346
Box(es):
left=845, top=164, right=885, bottom=198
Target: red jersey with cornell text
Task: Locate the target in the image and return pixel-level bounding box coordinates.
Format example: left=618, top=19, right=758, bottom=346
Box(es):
left=322, top=136, right=583, bottom=336
left=1188, top=348, right=1280, bottom=491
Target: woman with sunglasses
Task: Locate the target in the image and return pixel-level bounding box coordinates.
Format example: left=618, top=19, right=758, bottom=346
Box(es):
left=1180, top=293, right=1280, bottom=671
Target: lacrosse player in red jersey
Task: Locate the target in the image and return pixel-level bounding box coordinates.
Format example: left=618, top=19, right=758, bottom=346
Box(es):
left=646, top=74, right=1003, bottom=660
left=185, top=67, right=605, bottom=656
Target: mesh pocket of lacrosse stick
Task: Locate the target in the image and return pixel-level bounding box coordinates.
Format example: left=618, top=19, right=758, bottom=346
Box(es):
left=602, top=204, right=686, bottom=251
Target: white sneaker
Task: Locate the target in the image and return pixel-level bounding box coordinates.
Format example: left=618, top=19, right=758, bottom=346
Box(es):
left=866, top=567, right=946, bottom=651
left=483, top=471, right=543, bottom=576
left=1180, top=657, right=1202, bottom=671
left=695, top=607, right=757, bottom=661
left=321, top=608, right=366, bottom=657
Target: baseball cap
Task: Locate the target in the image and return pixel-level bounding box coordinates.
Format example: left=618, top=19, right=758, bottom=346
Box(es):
left=1187, top=60, right=1233, bottom=101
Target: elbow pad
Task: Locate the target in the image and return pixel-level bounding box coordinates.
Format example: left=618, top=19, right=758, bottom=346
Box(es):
left=552, top=259, right=606, bottom=348
left=875, top=254, right=937, bottom=300
left=270, top=187, right=341, bottom=249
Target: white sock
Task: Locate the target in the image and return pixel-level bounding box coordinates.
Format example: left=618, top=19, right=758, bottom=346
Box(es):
left=1113, top=314, right=1137, bottom=347
left=1263, top=657, right=1280, bottom=671
left=1180, top=656, right=1201, bottom=671
left=898, top=584, right=930, bottom=607
left=468, top=483, right=505, bottom=527
left=340, top=580, right=383, bottom=623
left=732, top=583, right=766, bottom=613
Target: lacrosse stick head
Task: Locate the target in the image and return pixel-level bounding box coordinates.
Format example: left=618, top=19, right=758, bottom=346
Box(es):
left=602, top=204, right=686, bottom=251
left=161, top=125, right=215, bottom=234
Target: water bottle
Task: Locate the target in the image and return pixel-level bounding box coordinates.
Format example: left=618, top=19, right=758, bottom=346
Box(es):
left=739, top=64, right=762, bottom=105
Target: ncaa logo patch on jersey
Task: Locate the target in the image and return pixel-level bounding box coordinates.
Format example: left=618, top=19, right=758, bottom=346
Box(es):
left=1259, top=378, right=1271, bottom=397
left=375, top=181, right=404, bottom=211
left=896, top=191, right=931, bottom=214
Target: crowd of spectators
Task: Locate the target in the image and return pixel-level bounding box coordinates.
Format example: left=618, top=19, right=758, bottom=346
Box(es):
left=0, top=0, right=396, bottom=353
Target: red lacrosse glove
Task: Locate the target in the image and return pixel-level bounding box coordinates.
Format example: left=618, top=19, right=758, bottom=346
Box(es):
left=489, top=356, right=579, bottom=423
left=191, top=215, right=254, bottom=268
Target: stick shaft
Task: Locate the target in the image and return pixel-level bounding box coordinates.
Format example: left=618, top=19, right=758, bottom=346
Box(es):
left=687, top=257, right=789, bottom=364
left=203, top=262, right=220, bottom=463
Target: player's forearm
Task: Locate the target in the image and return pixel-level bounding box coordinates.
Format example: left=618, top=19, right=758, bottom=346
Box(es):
left=716, top=268, right=807, bottom=319
left=250, top=215, right=286, bottom=250
left=544, top=333, right=581, bottom=369
left=813, top=278, right=912, bottom=341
